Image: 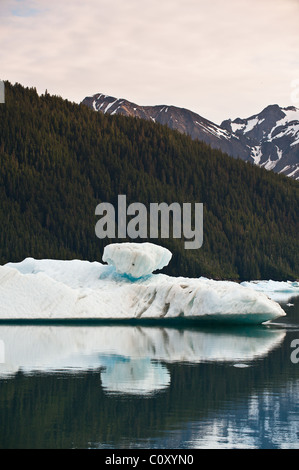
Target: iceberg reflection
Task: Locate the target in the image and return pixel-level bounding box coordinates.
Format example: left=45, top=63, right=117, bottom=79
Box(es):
left=100, top=357, right=170, bottom=395
left=0, top=325, right=285, bottom=395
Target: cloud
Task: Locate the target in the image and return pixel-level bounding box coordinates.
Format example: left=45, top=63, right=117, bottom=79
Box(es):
left=1, top=0, right=299, bottom=122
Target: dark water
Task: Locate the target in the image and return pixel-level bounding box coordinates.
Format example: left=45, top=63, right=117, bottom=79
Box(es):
left=0, top=297, right=299, bottom=449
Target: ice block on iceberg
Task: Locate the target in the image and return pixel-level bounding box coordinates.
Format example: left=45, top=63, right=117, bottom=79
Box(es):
left=102, top=242, right=172, bottom=278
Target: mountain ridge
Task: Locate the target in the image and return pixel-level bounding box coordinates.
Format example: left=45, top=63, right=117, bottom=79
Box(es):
left=82, top=94, right=299, bottom=180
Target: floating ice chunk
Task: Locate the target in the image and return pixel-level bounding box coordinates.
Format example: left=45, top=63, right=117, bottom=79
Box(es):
left=102, top=242, right=172, bottom=278
left=1, top=243, right=286, bottom=324
left=233, top=363, right=250, bottom=368
left=241, top=280, right=299, bottom=303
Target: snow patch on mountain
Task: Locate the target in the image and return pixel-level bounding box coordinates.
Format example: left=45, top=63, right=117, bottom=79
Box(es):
left=225, top=105, right=299, bottom=180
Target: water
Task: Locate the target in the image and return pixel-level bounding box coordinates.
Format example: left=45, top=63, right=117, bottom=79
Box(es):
left=0, top=297, right=299, bottom=449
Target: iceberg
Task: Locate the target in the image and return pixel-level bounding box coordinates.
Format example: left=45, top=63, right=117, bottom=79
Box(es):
left=241, top=280, right=299, bottom=303
left=0, top=242, right=286, bottom=324
left=102, top=242, right=172, bottom=278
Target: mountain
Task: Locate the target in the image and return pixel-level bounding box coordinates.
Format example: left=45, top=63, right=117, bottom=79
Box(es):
left=82, top=94, right=299, bottom=180
left=81, top=93, right=250, bottom=161
left=221, top=105, right=299, bottom=179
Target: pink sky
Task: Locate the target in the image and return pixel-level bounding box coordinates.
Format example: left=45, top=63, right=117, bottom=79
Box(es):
left=1, top=0, right=299, bottom=123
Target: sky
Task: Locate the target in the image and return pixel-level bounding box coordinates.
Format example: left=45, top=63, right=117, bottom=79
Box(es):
left=1, top=0, right=299, bottom=124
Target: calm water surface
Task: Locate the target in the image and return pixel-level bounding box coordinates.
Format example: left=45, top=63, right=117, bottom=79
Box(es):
left=0, top=297, right=299, bottom=449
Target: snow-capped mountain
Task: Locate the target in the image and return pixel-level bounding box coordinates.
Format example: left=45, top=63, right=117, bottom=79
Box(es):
left=81, top=94, right=299, bottom=180
left=221, top=105, right=299, bottom=179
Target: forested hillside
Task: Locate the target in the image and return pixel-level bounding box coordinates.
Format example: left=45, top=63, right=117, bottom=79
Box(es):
left=0, top=81, right=298, bottom=280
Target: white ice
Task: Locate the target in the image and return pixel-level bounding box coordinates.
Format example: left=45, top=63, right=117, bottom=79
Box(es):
left=102, top=242, right=172, bottom=278
left=0, top=243, right=286, bottom=323
left=241, top=280, right=299, bottom=303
